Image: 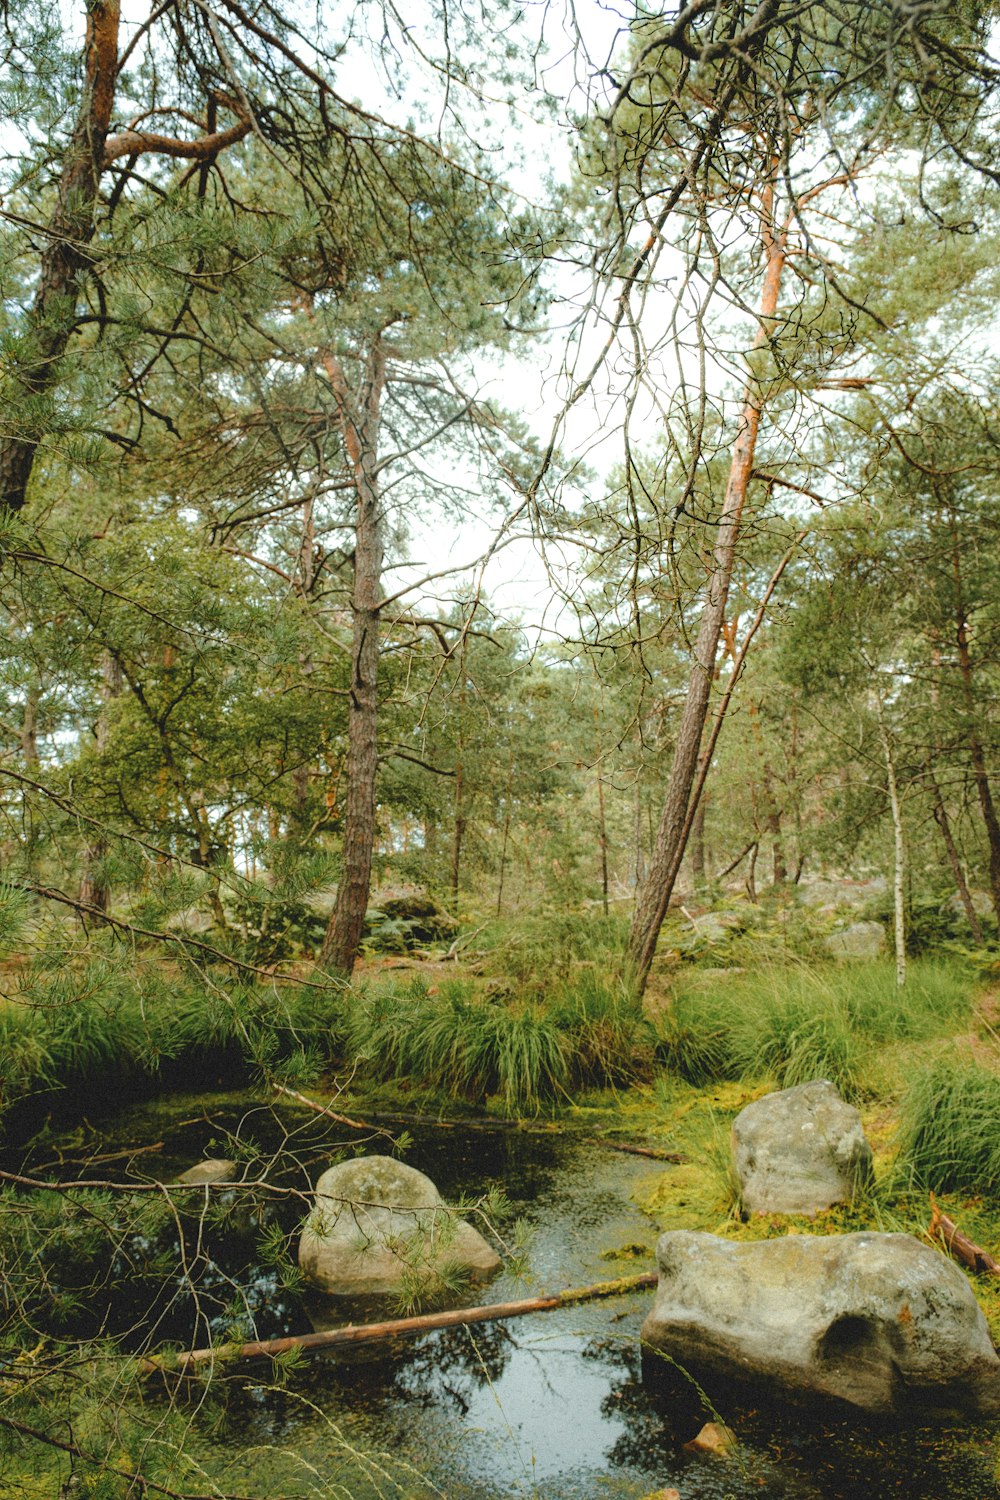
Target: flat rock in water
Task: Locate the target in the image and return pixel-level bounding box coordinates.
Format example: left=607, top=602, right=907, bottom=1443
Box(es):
left=642, top=1230, right=1000, bottom=1417
left=732, top=1079, right=872, bottom=1216
left=175, top=1158, right=237, bottom=1185
left=299, top=1155, right=501, bottom=1297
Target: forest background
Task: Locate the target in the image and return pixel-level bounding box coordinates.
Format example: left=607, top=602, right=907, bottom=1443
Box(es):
left=3, top=0, right=1000, bottom=1494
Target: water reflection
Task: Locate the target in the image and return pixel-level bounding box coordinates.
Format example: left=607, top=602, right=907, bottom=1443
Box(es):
left=14, top=1091, right=1000, bottom=1500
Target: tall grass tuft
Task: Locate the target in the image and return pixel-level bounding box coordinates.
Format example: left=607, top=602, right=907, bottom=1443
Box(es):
left=658, top=959, right=976, bottom=1099
left=346, top=980, right=569, bottom=1113
left=897, top=1057, right=1000, bottom=1197
left=550, top=970, right=653, bottom=1087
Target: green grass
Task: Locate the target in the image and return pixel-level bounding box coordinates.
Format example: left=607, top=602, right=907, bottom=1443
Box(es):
left=657, top=959, right=975, bottom=1099
left=897, top=1055, right=1000, bottom=1197
left=345, top=979, right=569, bottom=1112
left=0, top=957, right=345, bottom=1130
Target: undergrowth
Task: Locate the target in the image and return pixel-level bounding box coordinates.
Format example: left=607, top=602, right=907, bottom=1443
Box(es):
left=656, top=959, right=975, bottom=1099
left=0, top=953, right=344, bottom=1132
left=344, top=970, right=652, bottom=1112
left=896, top=1055, right=1000, bottom=1197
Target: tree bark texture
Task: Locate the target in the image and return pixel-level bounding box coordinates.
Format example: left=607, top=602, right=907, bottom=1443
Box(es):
left=873, top=689, right=906, bottom=989
left=320, top=337, right=387, bottom=974
left=928, top=768, right=984, bottom=944
left=949, top=524, right=1000, bottom=929
left=0, top=1, right=121, bottom=513
left=627, top=180, right=787, bottom=994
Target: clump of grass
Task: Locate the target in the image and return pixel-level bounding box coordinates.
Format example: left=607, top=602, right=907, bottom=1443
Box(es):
left=345, top=980, right=568, bottom=1113
left=897, top=1056, right=1000, bottom=1197
left=550, top=970, right=653, bottom=1087
left=658, top=959, right=976, bottom=1099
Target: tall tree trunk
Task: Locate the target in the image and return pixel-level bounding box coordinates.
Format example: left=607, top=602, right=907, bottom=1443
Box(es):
left=949, top=523, right=1000, bottom=928
left=634, top=782, right=645, bottom=888
left=292, top=495, right=316, bottom=827
left=627, top=178, right=787, bottom=994
left=928, top=768, right=983, bottom=944
left=320, top=337, right=387, bottom=975
left=20, top=682, right=40, bottom=772
left=496, top=758, right=514, bottom=918
left=689, top=797, right=707, bottom=888
left=0, top=1, right=120, bottom=512
left=451, top=760, right=466, bottom=904
left=597, top=772, right=609, bottom=916
left=873, top=690, right=906, bottom=989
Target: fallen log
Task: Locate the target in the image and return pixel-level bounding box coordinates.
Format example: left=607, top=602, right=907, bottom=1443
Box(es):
left=144, top=1271, right=658, bottom=1376
left=929, top=1194, right=1000, bottom=1276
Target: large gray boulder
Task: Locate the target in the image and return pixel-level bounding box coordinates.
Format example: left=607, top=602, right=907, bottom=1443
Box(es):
left=642, top=1230, right=1000, bottom=1417
left=299, top=1155, right=501, bottom=1297
left=732, top=1080, right=872, bottom=1216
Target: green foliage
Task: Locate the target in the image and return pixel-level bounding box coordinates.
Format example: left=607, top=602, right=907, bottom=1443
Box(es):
left=550, top=970, right=653, bottom=1087
left=897, top=1056, right=1000, bottom=1197
left=658, top=960, right=975, bottom=1098
left=345, top=979, right=568, bottom=1112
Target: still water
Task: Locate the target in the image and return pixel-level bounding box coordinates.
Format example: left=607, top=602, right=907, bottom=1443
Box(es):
left=22, top=1092, right=1000, bottom=1500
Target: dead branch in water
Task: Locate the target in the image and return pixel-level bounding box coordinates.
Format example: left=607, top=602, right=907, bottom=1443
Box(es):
left=144, top=1271, right=658, bottom=1375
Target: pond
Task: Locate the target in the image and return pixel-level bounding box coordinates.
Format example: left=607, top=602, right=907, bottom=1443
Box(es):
left=10, top=1091, right=1000, bottom=1499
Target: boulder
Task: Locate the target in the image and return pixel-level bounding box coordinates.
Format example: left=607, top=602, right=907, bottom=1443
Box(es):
left=732, top=1080, right=872, bottom=1216
left=641, top=1230, right=1000, bottom=1417
left=824, top=920, right=886, bottom=960
left=175, top=1158, right=237, bottom=1185
left=299, top=1155, right=501, bottom=1297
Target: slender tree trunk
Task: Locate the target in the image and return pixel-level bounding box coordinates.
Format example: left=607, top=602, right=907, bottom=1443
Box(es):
left=634, top=782, right=645, bottom=887
left=292, top=496, right=316, bottom=827
left=451, top=761, right=466, bottom=903
left=873, top=691, right=906, bottom=989
left=762, top=760, right=786, bottom=884
left=928, top=768, right=983, bottom=944
left=20, top=682, right=40, bottom=772
left=0, top=1, right=120, bottom=512
left=320, top=337, right=387, bottom=975
left=745, top=839, right=759, bottom=904
left=690, top=797, right=706, bottom=889
left=597, top=773, right=609, bottom=915
left=627, top=178, right=787, bottom=994
left=496, top=758, right=513, bottom=918
left=950, top=538, right=1000, bottom=928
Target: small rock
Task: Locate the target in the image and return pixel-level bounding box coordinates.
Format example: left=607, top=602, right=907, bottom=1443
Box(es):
left=683, top=1422, right=736, bottom=1456
left=175, top=1158, right=237, bottom=1185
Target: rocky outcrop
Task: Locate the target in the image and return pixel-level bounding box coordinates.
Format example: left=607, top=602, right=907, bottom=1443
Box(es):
left=824, top=921, right=886, bottom=960
left=732, top=1080, right=872, bottom=1216
left=641, top=1230, right=1000, bottom=1417
left=299, top=1155, right=501, bottom=1297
